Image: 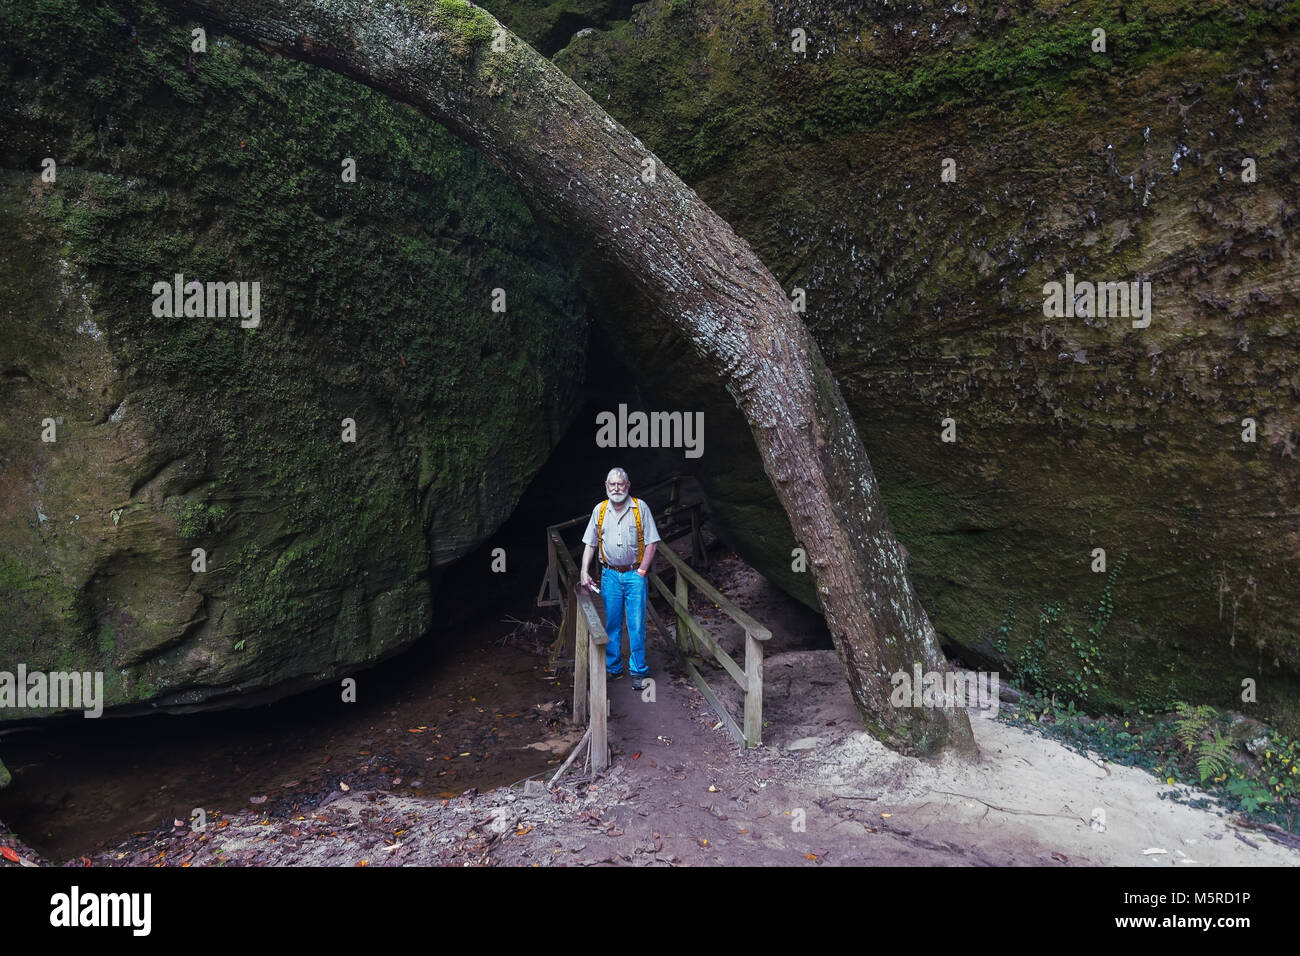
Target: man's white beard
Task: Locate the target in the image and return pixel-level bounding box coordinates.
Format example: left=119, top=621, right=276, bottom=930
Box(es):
left=608, top=491, right=628, bottom=504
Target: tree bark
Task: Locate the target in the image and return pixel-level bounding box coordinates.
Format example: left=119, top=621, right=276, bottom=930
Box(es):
left=163, top=0, right=975, bottom=756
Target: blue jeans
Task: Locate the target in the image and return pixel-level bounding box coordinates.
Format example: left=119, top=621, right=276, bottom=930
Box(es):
left=602, top=567, right=648, bottom=677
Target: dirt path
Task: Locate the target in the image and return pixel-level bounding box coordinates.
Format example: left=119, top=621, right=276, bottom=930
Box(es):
left=5, top=549, right=1297, bottom=868
left=55, top=639, right=1298, bottom=868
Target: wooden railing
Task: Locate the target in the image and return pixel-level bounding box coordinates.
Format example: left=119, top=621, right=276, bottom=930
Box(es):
left=645, top=546, right=771, bottom=747
left=540, top=476, right=771, bottom=752
left=542, top=523, right=609, bottom=772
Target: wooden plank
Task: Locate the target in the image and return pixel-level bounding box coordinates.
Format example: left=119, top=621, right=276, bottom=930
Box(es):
left=656, top=548, right=771, bottom=641
left=550, top=531, right=579, bottom=584
left=589, top=634, right=608, bottom=772
left=683, top=659, right=744, bottom=748
left=743, top=630, right=764, bottom=748
left=573, top=600, right=588, bottom=725
left=547, top=726, right=591, bottom=787
left=647, top=574, right=747, bottom=691
left=548, top=514, right=589, bottom=533
left=576, top=589, right=607, bottom=646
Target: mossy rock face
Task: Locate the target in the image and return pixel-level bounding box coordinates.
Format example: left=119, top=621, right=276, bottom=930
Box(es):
left=551, top=0, right=1300, bottom=732
left=0, top=0, right=587, bottom=715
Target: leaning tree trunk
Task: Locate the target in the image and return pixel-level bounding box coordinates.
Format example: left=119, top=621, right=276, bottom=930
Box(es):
left=164, top=0, right=975, bottom=756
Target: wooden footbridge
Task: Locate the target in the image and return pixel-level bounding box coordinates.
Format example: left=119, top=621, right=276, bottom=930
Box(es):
left=537, top=476, right=771, bottom=773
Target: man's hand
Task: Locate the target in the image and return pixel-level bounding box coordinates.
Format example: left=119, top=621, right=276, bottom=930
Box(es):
left=580, top=569, right=594, bottom=589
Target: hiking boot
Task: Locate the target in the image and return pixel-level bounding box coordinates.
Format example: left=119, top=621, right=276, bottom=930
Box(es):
left=632, top=675, right=647, bottom=691
left=607, top=670, right=624, bottom=681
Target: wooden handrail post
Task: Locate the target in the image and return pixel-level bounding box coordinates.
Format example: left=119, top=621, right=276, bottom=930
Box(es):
left=675, top=566, right=691, bottom=654
left=546, top=534, right=559, bottom=601
left=743, top=629, right=764, bottom=747
left=573, top=595, right=589, bottom=725
left=589, top=631, right=608, bottom=772
left=690, top=508, right=707, bottom=566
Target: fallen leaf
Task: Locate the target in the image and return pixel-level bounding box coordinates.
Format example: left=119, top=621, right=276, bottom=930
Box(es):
left=698, top=838, right=709, bottom=847
left=407, top=728, right=424, bottom=734
left=708, top=785, right=719, bottom=792
left=355, top=860, right=369, bottom=867
left=881, top=813, right=892, bottom=819
left=1, top=847, right=20, bottom=863
left=516, top=825, right=533, bottom=836
left=805, top=853, right=818, bottom=860
left=633, top=752, right=641, bottom=760
left=340, top=782, right=351, bottom=792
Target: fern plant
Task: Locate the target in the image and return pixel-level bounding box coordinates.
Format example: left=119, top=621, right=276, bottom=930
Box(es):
left=1173, top=702, right=1215, bottom=750
left=1173, top=702, right=1236, bottom=782
left=1195, top=730, right=1235, bottom=783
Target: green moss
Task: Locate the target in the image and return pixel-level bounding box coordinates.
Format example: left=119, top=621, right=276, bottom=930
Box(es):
left=176, top=500, right=228, bottom=540
left=96, top=622, right=116, bottom=657
left=407, top=0, right=498, bottom=58
left=0, top=0, right=588, bottom=708
left=556, top=0, right=1300, bottom=179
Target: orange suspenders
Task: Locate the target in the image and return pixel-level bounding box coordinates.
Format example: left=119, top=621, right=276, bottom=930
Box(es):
left=597, top=497, right=644, bottom=566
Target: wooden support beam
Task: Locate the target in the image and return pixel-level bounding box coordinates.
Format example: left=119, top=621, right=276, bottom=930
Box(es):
left=588, top=631, right=608, bottom=772
left=683, top=659, right=745, bottom=747
left=673, top=567, right=691, bottom=655
left=573, top=597, right=588, bottom=725
left=743, top=630, right=764, bottom=748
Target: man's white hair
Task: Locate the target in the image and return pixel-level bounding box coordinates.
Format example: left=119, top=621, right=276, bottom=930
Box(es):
left=606, top=467, right=629, bottom=484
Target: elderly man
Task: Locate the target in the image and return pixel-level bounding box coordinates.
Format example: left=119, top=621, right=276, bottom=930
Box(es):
left=579, top=468, right=661, bottom=690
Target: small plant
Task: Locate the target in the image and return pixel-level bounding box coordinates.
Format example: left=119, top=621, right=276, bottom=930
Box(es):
left=1227, top=774, right=1272, bottom=814
left=993, top=600, right=1013, bottom=656
left=1173, top=702, right=1235, bottom=782
left=177, top=499, right=228, bottom=540
left=1173, top=701, right=1215, bottom=750
left=1194, top=730, right=1235, bottom=783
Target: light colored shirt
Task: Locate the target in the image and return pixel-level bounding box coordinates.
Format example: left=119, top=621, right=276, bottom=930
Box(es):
left=582, top=497, right=660, bottom=567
